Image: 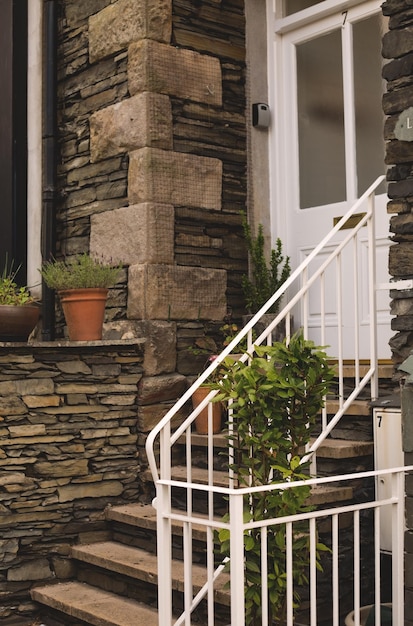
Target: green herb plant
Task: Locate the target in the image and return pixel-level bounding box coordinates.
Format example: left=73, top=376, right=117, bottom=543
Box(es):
left=213, top=332, right=334, bottom=625
left=0, top=258, right=35, bottom=305
left=242, top=216, right=291, bottom=314
left=41, top=253, right=121, bottom=291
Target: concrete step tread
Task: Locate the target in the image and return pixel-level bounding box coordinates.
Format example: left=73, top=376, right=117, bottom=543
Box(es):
left=181, top=432, right=373, bottom=458
left=72, top=541, right=230, bottom=605
left=107, top=503, right=212, bottom=540
left=31, top=580, right=158, bottom=626
left=169, top=465, right=353, bottom=504
left=309, top=437, right=374, bottom=459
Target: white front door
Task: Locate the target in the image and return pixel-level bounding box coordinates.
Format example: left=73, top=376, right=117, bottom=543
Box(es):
left=271, top=0, right=391, bottom=359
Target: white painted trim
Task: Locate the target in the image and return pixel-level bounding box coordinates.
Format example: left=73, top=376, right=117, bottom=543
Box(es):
left=27, top=0, right=42, bottom=297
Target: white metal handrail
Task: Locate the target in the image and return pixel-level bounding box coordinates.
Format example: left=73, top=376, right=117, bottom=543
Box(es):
left=146, top=174, right=385, bottom=482
left=156, top=466, right=411, bottom=625
left=145, top=175, right=387, bottom=625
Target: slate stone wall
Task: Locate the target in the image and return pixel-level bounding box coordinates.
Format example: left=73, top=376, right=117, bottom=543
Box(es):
left=0, top=341, right=150, bottom=624
left=383, top=0, right=413, bottom=365
left=56, top=0, right=247, bottom=331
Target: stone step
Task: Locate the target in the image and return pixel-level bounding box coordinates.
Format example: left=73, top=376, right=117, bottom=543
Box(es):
left=325, top=398, right=371, bottom=416
left=329, top=360, right=393, bottom=379
left=72, top=541, right=231, bottom=606
left=183, top=431, right=373, bottom=458
left=31, top=580, right=158, bottom=626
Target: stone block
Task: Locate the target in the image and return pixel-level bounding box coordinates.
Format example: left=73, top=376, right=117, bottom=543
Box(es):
left=138, top=401, right=187, bottom=431
left=7, top=559, right=52, bottom=582
left=89, top=0, right=172, bottom=63
left=128, top=39, right=222, bottom=106
left=128, top=148, right=222, bottom=210
left=34, top=459, right=89, bottom=478
left=90, top=93, right=172, bottom=162
left=128, top=264, right=227, bottom=320
left=383, top=26, right=413, bottom=59
left=143, top=321, right=177, bottom=375
left=58, top=481, right=123, bottom=503
left=15, top=378, right=54, bottom=396
left=90, top=203, right=174, bottom=266
left=138, top=373, right=187, bottom=405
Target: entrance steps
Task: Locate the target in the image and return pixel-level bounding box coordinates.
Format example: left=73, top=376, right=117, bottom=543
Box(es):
left=31, top=361, right=394, bottom=625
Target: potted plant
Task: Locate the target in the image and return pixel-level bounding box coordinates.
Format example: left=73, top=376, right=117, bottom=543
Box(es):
left=0, top=258, right=40, bottom=341
left=189, top=323, right=247, bottom=434
left=241, top=216, right=291, bottom=340
left=40, top=253, right=121, bottom=341
left=213, top=332, right=334, bottom=625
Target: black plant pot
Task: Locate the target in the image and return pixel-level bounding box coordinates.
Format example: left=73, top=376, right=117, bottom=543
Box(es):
left=0, top=304, right=40, bottom=341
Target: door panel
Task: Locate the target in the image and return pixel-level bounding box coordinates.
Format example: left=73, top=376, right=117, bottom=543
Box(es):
left=277, top=1, right=390, bottom=358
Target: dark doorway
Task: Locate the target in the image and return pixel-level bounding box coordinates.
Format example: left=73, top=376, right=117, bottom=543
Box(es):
left=0, top=0, right=28, bottom=282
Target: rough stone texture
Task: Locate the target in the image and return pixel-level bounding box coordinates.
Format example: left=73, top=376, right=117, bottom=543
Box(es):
left=0, top=340, right=198, bottom=624
left=90, top=92, right=173, bottom=162
left=127, top=264, right=227, bottom=320
left=128, top=147, right=222, bottom=209
left=141, top=321, right=177, bottom=375
left=89, top=0, right=172, bottom=63
left=90, top=203, right=175, bottom=265
left=128, top=39, right=222, bottom=106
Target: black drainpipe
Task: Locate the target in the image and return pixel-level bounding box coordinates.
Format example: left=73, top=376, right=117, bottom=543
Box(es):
left=41, top=0, right=57, bottom=340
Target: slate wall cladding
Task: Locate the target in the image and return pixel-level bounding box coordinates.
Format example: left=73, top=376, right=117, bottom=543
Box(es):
left=0, top=341, right=150, bottom=623
left=383, top=0, right=413, bottom=365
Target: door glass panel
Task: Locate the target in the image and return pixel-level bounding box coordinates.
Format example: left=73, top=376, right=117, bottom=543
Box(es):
left=354, top=14, right=386, bottom=196
left=283, top=0, right=322, bottom=16
left=297, top=29, right=346, bottom=209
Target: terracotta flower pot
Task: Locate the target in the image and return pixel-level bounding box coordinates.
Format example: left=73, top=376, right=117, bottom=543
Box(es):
left=59, top=288, right=108, bottom=341
left=0, top=304, right=40, bottom=341
left=192, top=386, right=223, bottom=434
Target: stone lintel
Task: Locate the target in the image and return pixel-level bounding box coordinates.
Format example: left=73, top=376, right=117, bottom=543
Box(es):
left=90, top=203, right=174, bottom=265
left=90, top=92, right=172, bottom=163
left=89, top=0, right=172, bottom=63
left=128, top=148, right=222, bottom=210
left=127, top=264, right=227, bottom=320
left=128, top=39, right=222, bottom=106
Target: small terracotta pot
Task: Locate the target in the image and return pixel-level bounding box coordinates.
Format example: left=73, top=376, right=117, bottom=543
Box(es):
left=0, top=304, right=40, bottom=341
left=192, top=386, right=223, bottom=434
left=59, top=288, right=108, bottom=341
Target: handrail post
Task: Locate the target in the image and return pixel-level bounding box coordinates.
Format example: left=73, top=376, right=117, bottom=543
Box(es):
left=230, top=491, right=245, bottom=625
left=368, top=190, right=378, bottom=400
left=392, top=469, right=405, bottom=626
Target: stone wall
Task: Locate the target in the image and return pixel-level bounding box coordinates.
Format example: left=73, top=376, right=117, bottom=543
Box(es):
left=56, top=0, right=247, bottom=333
left=383, top=0, right=413, bottom=364
left=0, top=339, right=188, bottom=624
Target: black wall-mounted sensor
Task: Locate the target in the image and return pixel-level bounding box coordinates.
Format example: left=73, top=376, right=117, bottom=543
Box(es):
left=252, top=103, right=270, bottom=128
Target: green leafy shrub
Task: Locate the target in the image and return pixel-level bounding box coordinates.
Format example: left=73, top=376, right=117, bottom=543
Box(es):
left=0, top=258, right=35, bottom=305
left=41, top=254, right=121, bottom=291
left=242, top=216, right=291, bottom=314
left=214, top=332, right=334, bottom=624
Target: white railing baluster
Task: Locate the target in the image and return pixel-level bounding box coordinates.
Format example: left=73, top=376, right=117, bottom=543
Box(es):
left=354, top=510, right=360, bottom=626
left=309, top=517, right=317, bottom=626
left=392, top=470, right=405, bottom=626
left=230, top=491, right=246, bottom=625
left=286, top=522, right=293, bottom=626
left=374, top=506, right=381, bottom=626
left=261, top=526, right=269, bottom=626
left=332, top=513, right=339, bottom=626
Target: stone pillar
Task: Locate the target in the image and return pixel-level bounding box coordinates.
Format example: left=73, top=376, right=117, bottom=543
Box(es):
left=88, top=0, right=227, bottom=326
left=382, top=0, right=413, bottom=364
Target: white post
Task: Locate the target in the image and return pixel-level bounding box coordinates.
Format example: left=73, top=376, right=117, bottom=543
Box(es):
left=230, top=492, right=245, bottom=625
left=27, top=0, right=43, bottom=297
